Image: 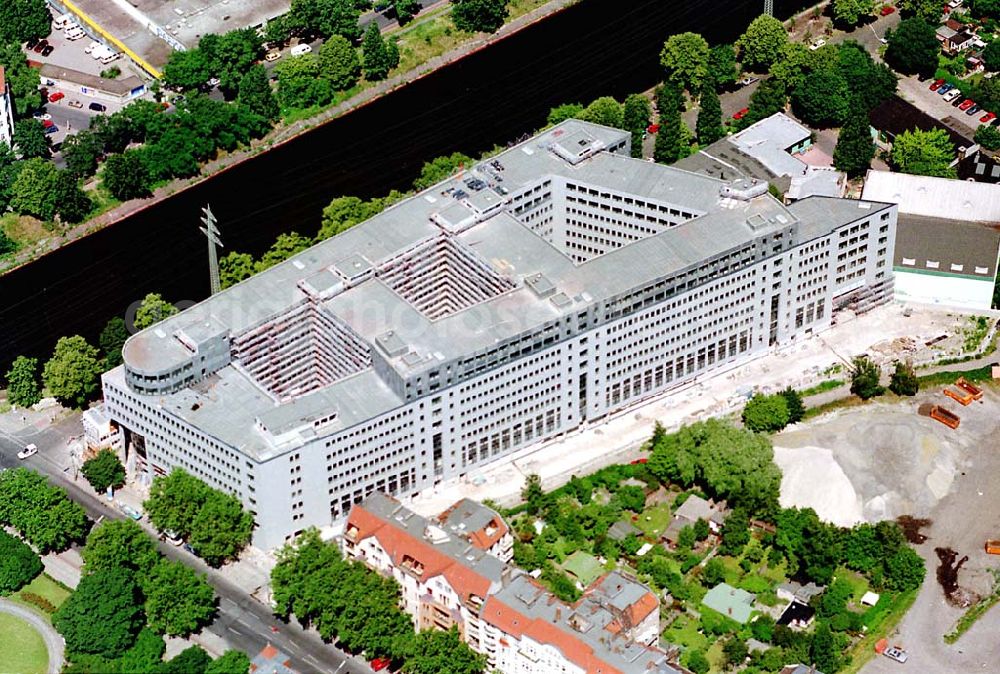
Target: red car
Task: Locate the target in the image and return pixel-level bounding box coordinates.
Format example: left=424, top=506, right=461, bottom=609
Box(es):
left=646, top=123, right=660, bottom=134
left=880, top=5, right=896, bottom=15
left=630, top=458, right=648, bottom=465
left=370, top=658, right=391, bottom=672
left=732, top=107, right=749, bottom=120
left=41, top=119, right=54, bottom=128
left=929, top=78, right=946, bottom=91
left=959, top=98, right=975, bottom=111
left=48, top=91, right=64, bottom=103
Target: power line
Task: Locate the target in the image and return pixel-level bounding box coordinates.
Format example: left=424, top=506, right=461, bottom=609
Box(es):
left=200, top=204, right=223, bottom=296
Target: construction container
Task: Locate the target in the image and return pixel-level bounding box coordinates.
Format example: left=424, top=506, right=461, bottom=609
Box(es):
left=985, top=540, right=1000, bottom=555
left=956, top=377, right=984, bottom=400
left=930, top=405, right=960, bottom=429
left=944, top=387, right=975, bottom=406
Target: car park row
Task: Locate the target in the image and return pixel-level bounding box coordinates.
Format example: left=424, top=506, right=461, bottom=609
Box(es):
left=929, top=78, right=997, bottom=124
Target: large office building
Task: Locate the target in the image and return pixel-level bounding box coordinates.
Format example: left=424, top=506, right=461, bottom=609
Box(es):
left=103, top=120, right=897, bottom=549
left=0, top=67, right=15, bottom=150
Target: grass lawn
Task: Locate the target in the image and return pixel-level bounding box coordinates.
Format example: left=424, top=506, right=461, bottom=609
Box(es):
left=716, top=556, right=744, bottom=585
left=663, top=614, right=710, bottom=651
left=395, top=14, right=472, bottom=74
left=634, top=502, right=672, bottom=539
left=10, top=574, right=72, bottom=623
left=562, top=551, right=604, bottom=586
left=0, top=612, right=49, bottom=674
left=834, top=566, right=869, bottom=604
left=705, top=638, right=726, bottom=672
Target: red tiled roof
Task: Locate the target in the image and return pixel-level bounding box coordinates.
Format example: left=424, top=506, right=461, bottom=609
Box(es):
left=467, top=516, right=508, bottom=550
left=0, top=66, right=6, bottom=94
left=585, top=573, right=659, bottom=629
left=482, top=592, right=624, bottom=674
left=346, top=504, right=492, bottom=604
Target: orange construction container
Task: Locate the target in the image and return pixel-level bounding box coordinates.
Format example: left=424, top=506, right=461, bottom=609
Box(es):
left=956, top=377, right=984, bottom=400
left=986, top=540, right=1000, bottom=555
left=944, top=387, right=975, bottom=406
left=930, top=405, right=960, bottom=429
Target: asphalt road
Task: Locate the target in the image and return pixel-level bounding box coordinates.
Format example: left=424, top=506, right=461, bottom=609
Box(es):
left=0, top=422, right=370, bottom=674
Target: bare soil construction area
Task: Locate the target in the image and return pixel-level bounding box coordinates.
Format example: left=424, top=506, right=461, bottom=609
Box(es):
left=774, top=387, right=1000, bottom=671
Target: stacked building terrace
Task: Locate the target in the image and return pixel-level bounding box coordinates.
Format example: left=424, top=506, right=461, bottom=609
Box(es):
left=102, top=118, right=898, bottom=549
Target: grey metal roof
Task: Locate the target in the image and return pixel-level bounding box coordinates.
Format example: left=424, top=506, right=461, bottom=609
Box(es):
left=439, top=498, right=503, bottom=536
left=893, top=213, right=1000, bottom=275
left=730, top=113, right=812, bottom=178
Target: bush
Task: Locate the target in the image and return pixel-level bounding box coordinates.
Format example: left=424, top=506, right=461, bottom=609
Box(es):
left=850, top=355, right=884, bottom=400
left=20, top=592, right=56, bottom=613
left=0, top=530, right=43, bottom=595
left=742, top=393, right=791, bottom=432
left=888, top=360, right=919, bottom=396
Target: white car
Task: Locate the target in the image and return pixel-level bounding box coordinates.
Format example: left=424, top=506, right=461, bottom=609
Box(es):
left=17, top=444, right=38, bottom=460
left=290, top=43, right=312, bottom=56
left=809, top=38, right=827, bottom=51
left=883, top=647, right=908, bottom=663
left=85, top=40, right=100, bottom=54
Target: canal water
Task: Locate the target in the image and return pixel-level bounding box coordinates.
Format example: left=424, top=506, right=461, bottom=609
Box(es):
left=0, top=0, right=809, bottom=367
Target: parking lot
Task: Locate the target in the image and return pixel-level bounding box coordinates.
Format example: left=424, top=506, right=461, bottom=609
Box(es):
left=898, top=73, right=996, bottom=138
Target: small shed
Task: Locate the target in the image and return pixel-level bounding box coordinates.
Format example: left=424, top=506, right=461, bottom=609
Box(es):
left=607, top=520, right=641, bottom=542
left=861, top=591, right=881, bottom=607
left=563, top=551, right=604, bottom=587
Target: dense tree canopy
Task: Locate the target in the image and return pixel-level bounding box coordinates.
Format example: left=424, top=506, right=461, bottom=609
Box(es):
left=118, top=628, right=166, bottom=674
left=100, top=317, right=129, bottom=369
left=791, top=67, right=851, bottom=127
left=219, top=251, right=257, bottom=289
left=237, top=65, right=280, bottom=121
left=885, top=18, right=940, bottom=77
left=580, top=96, right=624, bottom=128
left=82, top=519, right=161, bottom=575
left=143, top=559, right=217, bottom=636
left=13, top=119, right=48, bottom=159
left=102, top=151, right=152, bottom=201
left=412, top=151, right=474, bottom=190
left=451, top=0, right=509, bottom=33
left=696, top=84, right=724, bottom=146
left=146, top=468, right=212, bottom=539
left=256, top=232, right=312, bottom=272
left=622, top=94, right=652, bottom=158
left=42, top=335, right=102, bottom=408
left=737, top=78, right=787, bottom=129
left=189, top=491, right=255, bottom=567
left=403, top=627, right=486, bottom=674
left=660, top=32, right=711, bottom=92
left=5, top=355, right=41, bottom=408
left=737, top=14, right=788, bottom=71
left=61, top=131, right=104, bottom=180
left=81, top=449, right=126, bottom=494
left=742, top=394, right=791, bottom=433
left=134, top=293, right=178, bottom=330
left=707, top=44, right=739, bottom=89
left=287, top=0, right=362, bottom=41
left=0, top=468, right=90, bottom=553
left=0, top=0, right=51, bottom=46
left=647, top=419, right=782, bottom=514
left=832, top=0, right=875, bottom=25
left=204, top=650, right=252, bottom=674
left=0, top=44, right=42, bottom=118
left=362, top=23, right=400, bottom=81
left=897, top=0, right=944, bottom=22
left=0, top=529, right=43, bottom=594
left=54, top=567, right=145, bottom=658
left=654, top=82, right=684, bottom=164
left=833, top=105, right=876, bottom=177
left=891, top=127, right=956, bottom=178
left=318, top=35, right=361, bottom=90
left=850, top=355, right=884, bottom=400
left=975, top=123, right=1000, bottom=150
left=317, top=195, right=385, bottom=240
left=888, top=360, right=919, bottom=396
left=163, top=49, right=213, bottom=91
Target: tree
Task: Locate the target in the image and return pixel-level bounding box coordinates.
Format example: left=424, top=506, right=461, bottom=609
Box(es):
left=145, top=468, right=212, bottom=538
left=134, top=293, right=178, bottom=330
left=737, top=14, right=788, bottom=71
left=9, top=158, right=59, bottom=220
left=119, top=628, right=166, bottom=674
left=769, top=42, right=816, bottom=92
left=580, top=96, right=623, bottom=128
left=102, top=151, right=152, bottom=201
left=885, top=18, right=940, bottom=77
left=547, top=102, right=584, bottom=126
left=255, top=232, right=312, bottom=272
left=810, top=622, right=841, bottom=673
left=660, top=32, right=711, bottom=92
left=412, top=152, right=473, bottom=190
left=723, top=635, right=749, bottom=668
left=237, top=65, right=280, bottom=121
left=5, top=355, right=41, bottom=408
left=319, top=35, right=361, bottom=90
left=696, top=84, right=724, bottom=146
left=13, top=119, right=49, bottom=159
left=654, top=82, right=684, bottom=164
left=522, top=473, right=546, bottom=516
left=394, top=0, right=420, bottom=23
left=897, top=0, right=944, bottom=22
left=833, top=105, right=876, bottom=177
left=883, top=546, right=925, bottom=591
left=614, top=485, right=646, bottom=513
left=719, top=508, right=750, bottom=556
left=220, top=251, right=256, bottom=289
left=792, top=68, right=851, bottom=127
left=402, top=627, right=486, bottom=674
left=0, top=0, right=50, bottom=45
left=53, top=567, right=145, bottom=658
left=163, top=49, right=212, bottom=91
left=972, top=0, right=1000, bottom=18
left=850, top=355, right=883, bottom=400
left=451, top=0, right=509, bottom=33
left=0, top=45, right=42, bottom=118
left=838, top=42, right=897, bottom=111
left=42, top=335, right=102, bottom=408
left=100, top=317, right=129, bottom=368
left=82, top=519, right=161, bottom=575
left=891, top=127, right=956, bottom=178
left=833, top=0, right=876, bottom=25
left=277, top=53, right=334, bottom=108
left=80, top=450, right=125, bottom=497
left=61, top=131, right=103, bottom=179
left=205, top=651, right=251, bottom=674
left=742, top=394, right=790, bottom=432
left=984, top=41, right=1000, bottom=72
left=362, top=22, right=398, bottom=81
left=188, top=491, right=255, bottom=567
left=213, top=28, right=266, bottom=95
left=739, top=78, right=787, bottom=128
left=780, top=387, right=805, bottom=424
left=0, top=530, right=43, bottom=594
left=288, top=0, right=362, bottom=41
left=686, top=650, right=710, bottom=674
left=51, top=170, right=93, bottom=224
left=161, top=646, right=213, bottom=674
left=707, top=44, right=739, bottom=90
left=975, top=123, right=1000, bottom=150
left=888, top=360, right=919, bottom=396
left=143, top=559, right=217, bottom=636
left=702, top=557, right=727, bottom=586
left=0, top=468, right=90, bottom=553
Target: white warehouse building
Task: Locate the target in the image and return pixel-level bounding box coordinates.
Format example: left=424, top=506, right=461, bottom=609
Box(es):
left=102, top=120, right=897, bottom=549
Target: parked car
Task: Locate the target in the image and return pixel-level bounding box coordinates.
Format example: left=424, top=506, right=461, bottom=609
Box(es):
left=42, top=119, right=54, bottom=128
left=68, top=99, right=83, bottom=108
left=646, top=123, right=660, bottom=133
left=17, top=444, right=38, bottom=460
left=883, top=646, right=908, bottom=663
left=930, top=78, right=946, bottom=91
left=48, top=91, right=64, bottom=103
left=967, top=104, right=981, bottom=115
left=32, top=111, right=51, bottom=120
left=290, top=43, right=312, bottom=56
left=163, top=530, right=183, bottom=546
left=809, top=38, right=827, bottom=51
left=44, top=124, right=58, bottom=135
left=32, top=39, right=48, bottom=53
left=732, top=107, right=749, bottom=120
left=117, top=501, right=143, bottom=521
left=265, top=50, right=281, bottom=62
left=880, top=4, right=896, bottom=14
left=89, top=101, right=107, bottom=112
left=740, top=76, right=760, bottom=86
left=41, top=45, right=53, bottom=57
left=25, top=38, right=39, bottom=50
left=943, top=88, right=961, bottom=102
left=66, top=29, right=85, bottom=41
left=959, top=98, right=975, bottom=111
left=938, top=83, right=955, bottom=95
left=370, top=658, right=391, bottom=672
left=980, top=111, right=996, bottom=124
left=182, top=542, right=196, bottom=554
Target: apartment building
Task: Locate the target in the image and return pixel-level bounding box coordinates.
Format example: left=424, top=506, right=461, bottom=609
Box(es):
left=343, top=493, right=679, bottom=674
left=102, top=119, right=897, bottom=549
left=0, top=67, right=14, bottom=150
